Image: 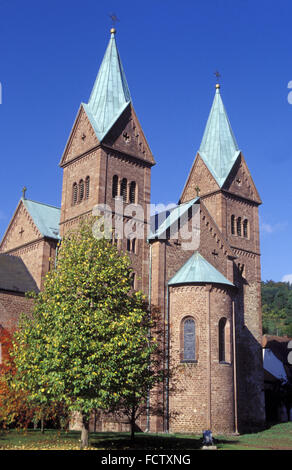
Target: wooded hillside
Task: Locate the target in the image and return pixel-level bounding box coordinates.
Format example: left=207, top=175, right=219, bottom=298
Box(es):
left=261, top=281, right=292, bottom=337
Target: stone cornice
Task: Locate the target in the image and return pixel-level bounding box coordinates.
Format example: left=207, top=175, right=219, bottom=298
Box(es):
left=102, top=145, right=154, bottom=168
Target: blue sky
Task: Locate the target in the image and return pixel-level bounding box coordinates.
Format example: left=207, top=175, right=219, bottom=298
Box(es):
left=0, top=0, right=291, bottom=282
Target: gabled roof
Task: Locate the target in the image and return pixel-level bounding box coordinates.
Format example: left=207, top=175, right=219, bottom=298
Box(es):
left=148, top=197, right=199, bottom=240
left=82, top=29, right=131, bottom=142
left=22, top=199, right=61, bottom=240
left=168, top=251, right=234, bottom=286
left=262, top=335, right=292, bottom=366
left=0, top=254, right=39, bottom=293
left=198, top=85, right=240, bottom=188
left=263, top=348, right=288, bottom=383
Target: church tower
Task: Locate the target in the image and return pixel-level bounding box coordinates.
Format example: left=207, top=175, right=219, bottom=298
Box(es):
left=175, top=83, right=265, bottom=431
left=59, top=28, right=155, bottom=293
left=148, top=83, right=265, bottom=434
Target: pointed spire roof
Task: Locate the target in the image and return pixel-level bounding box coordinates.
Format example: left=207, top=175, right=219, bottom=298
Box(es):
left=83, top=28, right=131, bottom=142
left=168, top=251, right=233, bottom=286
left=198, top=85, right=240, bottom=188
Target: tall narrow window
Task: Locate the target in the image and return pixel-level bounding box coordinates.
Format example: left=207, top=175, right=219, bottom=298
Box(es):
left=72, top=183, right=78, bottom=205
left=231, top=215, right=235, bottom=235
left=112, top=231, right=118, bottom=246
left=132, top=238, right=136, bottom=254
left=112, top=175, right=118, bottom=198
left=120, top=178, right=127, bottom=202
left=129, top=181, right=136, bottom=204
left=79, top=179, right=84, bottom=202
left=85, top=176, right=90, bottom=199
left=243, top=219, right=248, bottom=238
left=237, top=217, right=242, bottom=237
left=183, top=318, right=196, bottom=362
left=219, top=318, right=227, bottom=363
left=127, top=238, right=131, bottom=251
left=130, top=273, right=136, bottom=289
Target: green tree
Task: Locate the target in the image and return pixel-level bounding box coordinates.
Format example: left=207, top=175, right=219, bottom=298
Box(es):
left=262, top=281, right=292, bottom=336
left=12, top=219, right=162, bottom=448
left=104, top=303, right=165, bottom=441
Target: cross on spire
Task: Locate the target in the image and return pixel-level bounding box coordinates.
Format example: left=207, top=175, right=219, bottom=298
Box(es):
left=214, top=70, right=221, bottom=82
left=109, top=13, right=119, bottom=29
left=195, top=185, right=200, bottom=197
left=22, top=186, right=27, bottom=199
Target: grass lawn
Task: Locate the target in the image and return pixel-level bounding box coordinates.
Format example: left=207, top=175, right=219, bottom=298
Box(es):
left=0, top=422, right=291, bottom=450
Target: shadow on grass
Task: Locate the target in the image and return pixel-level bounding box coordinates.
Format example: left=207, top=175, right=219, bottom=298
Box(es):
left=0, top=429, right=241, bottom=450
left=89, top=432, right=239, bottom=450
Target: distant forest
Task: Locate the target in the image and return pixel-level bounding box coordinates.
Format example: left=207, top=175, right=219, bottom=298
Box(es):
left=261, top=281, right=292, bottom=337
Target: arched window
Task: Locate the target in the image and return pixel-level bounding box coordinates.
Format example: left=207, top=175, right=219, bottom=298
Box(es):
left=237, top=217, right=242, bottom=237
left=219, top=318, right=227, bottom=363
left=129, top=181, right=136, bottom=204
left=72, top=183, right=78, bottom=205
left=243, top=219, right=248, bottom=238
left=130, top=273, right=136, bottom=289
left=120, top=178, right=128, bottom=202
left=183, top=318, right=196, bottom=362
left=85, top=176, right=90, bottom=199
left=79, top=179, right=84, bottom=202
left=231, top=215, right=235, bottom=235
left=120, top=178, right=127, bottom=202
left=112, top=175, right=118, bottom=198
left=132, top=238, right=136, bottom=254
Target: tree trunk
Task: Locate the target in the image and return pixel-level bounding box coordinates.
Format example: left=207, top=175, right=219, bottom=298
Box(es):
left=130, top=406, right=136, bottom=442
left=130, top=420, right=135, bottom=441
left=41, top=417, right=44, bottom=434
left=81, top=415, right=90, bottom=449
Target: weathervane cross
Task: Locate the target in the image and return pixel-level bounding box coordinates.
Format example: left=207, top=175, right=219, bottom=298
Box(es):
left=214, top=70, right=221, bottom=83
left=109, top=13, right=119, bottom=27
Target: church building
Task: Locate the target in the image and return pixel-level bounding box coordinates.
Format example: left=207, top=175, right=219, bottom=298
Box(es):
left=0, top=27, right=266, bottom=433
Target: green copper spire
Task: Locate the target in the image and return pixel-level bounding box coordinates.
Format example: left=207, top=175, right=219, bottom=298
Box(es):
left=83, top=28, right=131, bottom=142
left=198, top=85, right=240, bottom=187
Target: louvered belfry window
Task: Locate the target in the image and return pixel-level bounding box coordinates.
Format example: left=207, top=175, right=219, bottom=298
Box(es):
left=72, top=183, right=78, bottom=205
left=85, top=176, right=90, bottom=199
left=183, top=318, right=196, bottom=361
left=237, top=217, right=242, bottom=236
left=243, top=219, right=248, bottom=238
left=112, top=175, right=118, bottom=198
left=129, top=181, right=136, bottom=204
left=231, top=215, right=235, bottom=235
left=120, top=178, right=127, bottom=202
left=79, top=179, right=84, bottom=202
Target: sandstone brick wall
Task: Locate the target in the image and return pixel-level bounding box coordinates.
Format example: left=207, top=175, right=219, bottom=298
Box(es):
left=235, top=280, right=266, bottom=431
left=0, top=291, right=34, bottom=332
left=60, top=149, right=101, bottom=234
left=0, top=202, right=42, bottom=253
left=0, top=199, right=58, bottom=289
left=168, top=284, right=235, bottom=434
left=3, top=239, right=57, bottom=290
left=180, top=154, right=219, bottom=203
left=223, top=154, right=262, bottom=205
